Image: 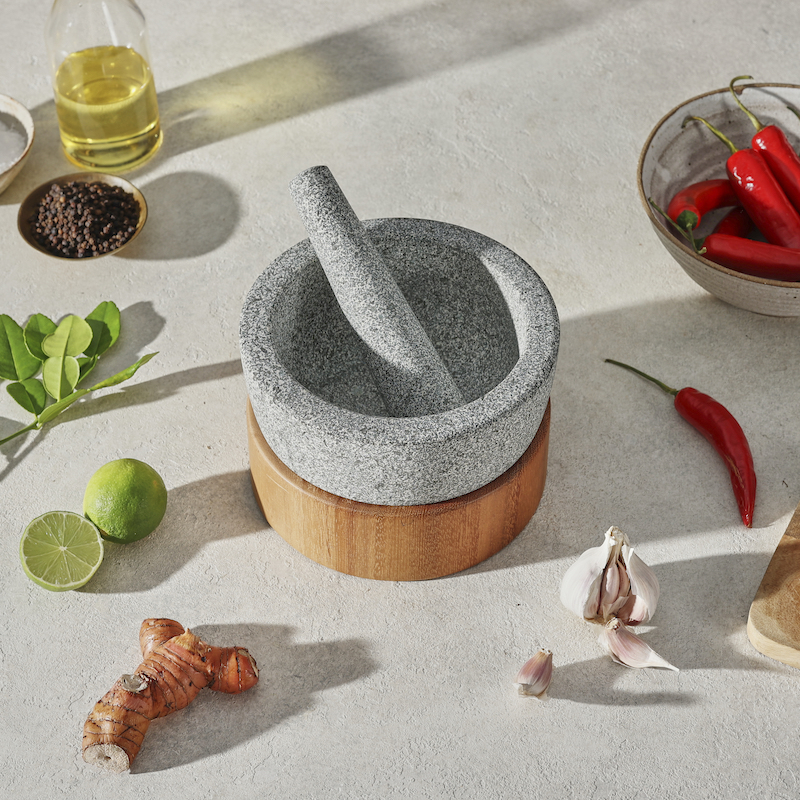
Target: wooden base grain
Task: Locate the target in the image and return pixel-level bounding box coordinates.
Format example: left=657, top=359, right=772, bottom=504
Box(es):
left=247, top=399, right=551, bottom=581
left=747, top=502, right=800, bottom=669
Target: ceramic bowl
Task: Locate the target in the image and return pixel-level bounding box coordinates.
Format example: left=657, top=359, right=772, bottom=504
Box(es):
left=0, top=94, right=34, bottom=196
left=17, top=172, right=147, bottom=259
left=638, top=82, right=800, bottom=316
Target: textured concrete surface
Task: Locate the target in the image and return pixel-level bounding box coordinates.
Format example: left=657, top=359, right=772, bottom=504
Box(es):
left=2, top=1, right=800, bottom=798
left=241, top=216, right=558, bottom=505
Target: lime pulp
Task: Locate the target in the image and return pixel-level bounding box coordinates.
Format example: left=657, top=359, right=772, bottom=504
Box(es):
left=20, top=510, right=104, bottom=591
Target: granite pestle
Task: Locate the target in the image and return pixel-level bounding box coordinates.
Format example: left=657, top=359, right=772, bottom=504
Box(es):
left=289, top=165, right=464, bottom=417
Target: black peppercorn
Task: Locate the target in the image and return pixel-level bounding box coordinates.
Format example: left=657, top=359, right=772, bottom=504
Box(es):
left=29, top=181, right=140, bottom=258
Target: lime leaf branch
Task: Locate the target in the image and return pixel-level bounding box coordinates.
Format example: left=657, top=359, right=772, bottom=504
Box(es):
left=0, top=302, right=158, bottom=446
left=1, top=352, right=157, bottom=445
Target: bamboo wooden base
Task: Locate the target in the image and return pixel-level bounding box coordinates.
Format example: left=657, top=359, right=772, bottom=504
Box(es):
left=246, top=399, right=550, bottom=581
left=747, top=502, right=800, bottom=669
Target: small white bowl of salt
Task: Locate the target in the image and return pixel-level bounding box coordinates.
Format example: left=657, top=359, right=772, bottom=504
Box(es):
left=0, top=95, right=34, bottom=196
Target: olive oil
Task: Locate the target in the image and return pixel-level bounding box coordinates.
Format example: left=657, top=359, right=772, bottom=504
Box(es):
left=54, top=45, right=161, bottom=171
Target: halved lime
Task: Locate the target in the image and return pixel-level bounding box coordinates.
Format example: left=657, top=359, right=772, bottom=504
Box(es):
left=20, top=511, right=104, bottom=591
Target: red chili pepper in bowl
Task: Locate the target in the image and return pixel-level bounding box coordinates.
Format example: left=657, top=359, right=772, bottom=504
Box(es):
left=729, top=76, right=800, bottom=212
left=683, top=115, right=800, bottom=249
left=699, top=234, right=800, bottom=281
left=667, top=179, right=738, bottom=235
left=711, top=206, right=752, bottom=237
left=605, top=359, right=756, bottom=527
left=650, top=198, right=800, bottom=281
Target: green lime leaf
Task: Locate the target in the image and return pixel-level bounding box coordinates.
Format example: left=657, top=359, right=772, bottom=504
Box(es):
left=88, top=351, right=158, bottom=391
left=23, top=314, right=57, bottom=362
left=7, top=379, right=47, bottom=415
left=84, top=301, right=121, bottom=359
left=78, top=355, right=98, bottom=384
left=36, top=387, right=90, bottom=426
left=0, top=315, right=42, bottom=382
left=42, top=315, right=93, bottom=360
left=42, top=355, right=80, bottom=401
left=36, top=352, right=157, bottom=427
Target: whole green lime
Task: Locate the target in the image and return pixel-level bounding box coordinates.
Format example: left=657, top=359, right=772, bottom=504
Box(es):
left=83, top=458, right=167, bottom=543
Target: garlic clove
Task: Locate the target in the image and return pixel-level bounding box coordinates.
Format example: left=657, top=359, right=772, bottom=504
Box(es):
left=618, top=545, right=660, bottom=626
left=560, top=528, right=617, bottom=620
left=600, top=618, right=678, bottom=671
left=599, top=561, right=631, bottom=620
left=514, top=649, right=553, bottom=697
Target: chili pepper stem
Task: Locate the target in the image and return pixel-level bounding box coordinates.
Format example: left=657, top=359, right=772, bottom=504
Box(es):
left=647, top=198, right=705, bottom=253
left=604, top=359, right=678, bottom=396
left=729, top=75, right=763, bottom=131
left=683, top=115, right=739, bottom=155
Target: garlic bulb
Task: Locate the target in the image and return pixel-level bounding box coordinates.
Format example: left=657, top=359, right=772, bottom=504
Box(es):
left=600, top=618, right=678, bottom=672
left=514, top=649, right=553, bottom=697
left=560, top=526, right=659, bottom=625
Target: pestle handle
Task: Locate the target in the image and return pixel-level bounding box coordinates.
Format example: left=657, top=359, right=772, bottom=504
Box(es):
left=289, top=166, right=464, bottom=417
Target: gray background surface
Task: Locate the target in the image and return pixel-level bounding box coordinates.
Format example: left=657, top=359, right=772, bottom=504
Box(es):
left=1, top=1, right=799, bottom=797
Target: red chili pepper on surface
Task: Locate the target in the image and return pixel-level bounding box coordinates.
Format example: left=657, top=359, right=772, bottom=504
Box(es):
left=729, top=76, right=800, bottom=212
left=605, top=359, right=756, bottom=527
left=683, top=115, right=800, bottom=250
left=667, top=179, right=738, bottom=234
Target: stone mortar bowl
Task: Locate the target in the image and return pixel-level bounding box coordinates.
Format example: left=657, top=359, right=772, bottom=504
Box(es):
left=240, top=217, right=559, bottom=507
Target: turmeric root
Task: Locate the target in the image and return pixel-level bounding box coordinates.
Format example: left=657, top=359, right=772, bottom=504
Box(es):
left=82, top=618, right=259, bottom=773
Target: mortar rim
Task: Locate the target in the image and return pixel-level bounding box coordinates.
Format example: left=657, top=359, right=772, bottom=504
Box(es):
left=241, top=217, right=559, bottom=448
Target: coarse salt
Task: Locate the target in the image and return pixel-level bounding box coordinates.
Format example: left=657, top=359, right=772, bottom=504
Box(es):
left=0, top=113, right=28, bottom=172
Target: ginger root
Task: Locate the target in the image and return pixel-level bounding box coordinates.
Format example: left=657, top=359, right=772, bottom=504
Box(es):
left=82, top=618, right=259, bottom=773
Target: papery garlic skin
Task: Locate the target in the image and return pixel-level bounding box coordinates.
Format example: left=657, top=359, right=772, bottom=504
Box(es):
left=618, top=545, right=659, bottom=625
left=560, top=526, right=660, bottom=625
left=600, top=618, right=678, bottom=672
left=514, top=649, right=553, bottom=697
left=559, top=527, right=618, bottom=620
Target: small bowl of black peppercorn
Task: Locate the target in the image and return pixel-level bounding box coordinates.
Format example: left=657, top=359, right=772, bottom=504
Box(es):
left=17, top=172, right=147, bottom=259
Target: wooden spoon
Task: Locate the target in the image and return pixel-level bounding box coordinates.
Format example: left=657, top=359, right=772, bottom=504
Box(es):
left=747, top=502, right=800, bottom=668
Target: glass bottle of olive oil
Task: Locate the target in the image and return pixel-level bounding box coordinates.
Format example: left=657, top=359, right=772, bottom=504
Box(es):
left=46, top=0, right=162, bottom=172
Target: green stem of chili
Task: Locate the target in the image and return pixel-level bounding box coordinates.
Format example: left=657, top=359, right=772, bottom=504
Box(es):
left=604, top=359, right=678, bottom=396
left=648, top=197, right=705, bottom=252
left=683, top=115, right=739, bottom=154
left=729, top=75, right=763, bottom=131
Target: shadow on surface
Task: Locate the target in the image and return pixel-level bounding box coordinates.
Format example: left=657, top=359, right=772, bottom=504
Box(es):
left=130, top=622, right=377, bottom=773
left=117, top=171, right=240, bottom=260
left=155, top=0, right=639, bottom=162
left=2, top=0, right=640, bottom=206
left=61, top=358, right=243, bottom=426
left=547, top=656, right=695, bottom=706
left=468, top=292, right=800, bottom=570
left=87, top=469, right=263, bottom=593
